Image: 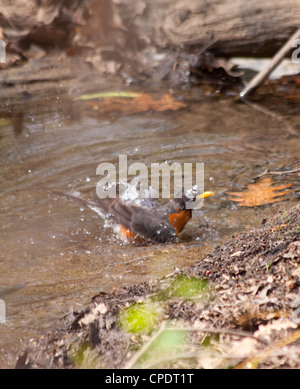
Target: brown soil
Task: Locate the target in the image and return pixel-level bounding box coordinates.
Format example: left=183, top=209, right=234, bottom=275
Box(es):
left=15, top=203, right=300, bottom=369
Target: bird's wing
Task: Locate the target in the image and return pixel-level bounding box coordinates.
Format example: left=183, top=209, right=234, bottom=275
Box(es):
left=130, top=207, right=176, bottom=243
left=96, top=197, right=176, bottom=243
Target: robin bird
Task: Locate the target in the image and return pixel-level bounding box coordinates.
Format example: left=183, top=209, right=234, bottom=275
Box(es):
left=53, top=187, right=214, bottom=243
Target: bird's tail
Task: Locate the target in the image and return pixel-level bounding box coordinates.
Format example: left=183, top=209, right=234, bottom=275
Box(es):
left=51, top=189, right=106, bottom=219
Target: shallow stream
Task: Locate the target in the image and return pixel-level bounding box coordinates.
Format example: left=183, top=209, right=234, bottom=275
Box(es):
left=0, top=77, right=299, bottom=367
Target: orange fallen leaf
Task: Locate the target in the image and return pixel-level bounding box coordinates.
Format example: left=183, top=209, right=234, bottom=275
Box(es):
left=271, top=224, right=287, bottom=233
left=83, top=92, right=186, bottom=114
left=227, top=177, right=293, bottom=207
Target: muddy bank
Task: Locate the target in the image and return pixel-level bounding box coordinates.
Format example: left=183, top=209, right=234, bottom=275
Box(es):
left=2, top=0, right=299, bottom=95
left=1, top=0, right=299, bottom=67
left=15, top=203, right=300, bottom=369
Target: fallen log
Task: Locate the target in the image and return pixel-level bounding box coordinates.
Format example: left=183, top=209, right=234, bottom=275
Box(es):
left=127, top=0, right=300, bottom=57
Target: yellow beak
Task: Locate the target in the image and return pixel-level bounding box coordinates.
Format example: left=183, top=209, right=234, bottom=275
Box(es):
left=196, top=191, right=214, bottom=199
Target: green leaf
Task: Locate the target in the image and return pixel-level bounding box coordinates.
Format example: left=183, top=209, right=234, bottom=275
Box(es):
left=74, top=91, right=141, bottom=101
left=168, top=275, right=210, bottom=300
left=119, top=301, right=163, bottom=334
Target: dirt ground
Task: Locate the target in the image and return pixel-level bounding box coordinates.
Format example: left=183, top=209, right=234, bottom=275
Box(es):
left=13, top=203, right=300, bottom=369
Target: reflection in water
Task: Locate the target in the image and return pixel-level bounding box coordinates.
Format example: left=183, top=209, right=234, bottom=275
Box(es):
left=0, top=91, right=32, bottom=137
left=0, top=88, right=299, bottom=367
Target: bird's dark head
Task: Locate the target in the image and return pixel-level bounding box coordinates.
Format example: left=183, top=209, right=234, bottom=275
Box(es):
left=172, top=187, right=214, bottom=210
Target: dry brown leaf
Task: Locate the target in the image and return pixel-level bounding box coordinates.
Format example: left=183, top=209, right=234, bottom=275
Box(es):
left=235, top=328, right=300, bottom=369
left=227, top=177, right=293, bottom=207
left=87, top=93, right=186, bottom=114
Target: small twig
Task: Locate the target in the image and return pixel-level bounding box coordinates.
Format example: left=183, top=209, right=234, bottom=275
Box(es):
left=167, top=326, right=271, bottom=345
left=254, top=169, right=270, bottom=179
left=234, top=329, right=300, bottom=369
left=254, top=168, right=300, bottom=180
left=123, top=323, right=271, bottom=369
left=123, top=321, right=167, bottom=369
left=159, top=267, right=181, bottom=281
left=268, top=169, right=300, bottom=175
left=240, top=27, right=300, bottom=98
left=267, top=168, right=300, bottom=175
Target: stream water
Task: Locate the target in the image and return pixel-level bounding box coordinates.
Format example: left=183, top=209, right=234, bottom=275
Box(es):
left=0, top=80, right=299, bottom=367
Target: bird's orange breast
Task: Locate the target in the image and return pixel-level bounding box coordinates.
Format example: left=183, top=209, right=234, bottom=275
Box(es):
left=119, top=224, right=137, bottom=240
left=168, top=209, right=192, bottom=235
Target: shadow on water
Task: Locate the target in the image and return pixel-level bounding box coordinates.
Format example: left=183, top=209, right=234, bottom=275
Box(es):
left=0, top=81, right=299, bottom=367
